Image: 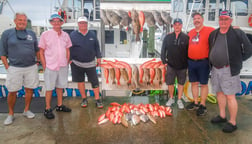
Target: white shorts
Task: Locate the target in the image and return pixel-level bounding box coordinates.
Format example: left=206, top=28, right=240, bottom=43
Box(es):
left=6, top=64, right=39, bottom=92
left=44, top=66, right=68, bottom=91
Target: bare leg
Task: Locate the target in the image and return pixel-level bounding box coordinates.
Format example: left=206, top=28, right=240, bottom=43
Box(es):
left=226, top=94, right=238, bottom=125
left=93, top=87, right=100, bottom=100
left=45, top=90, right=52, bottom=110
left=191, top=82, right=199, bottom=104
left=56, top=88, right=63, bottom=106
left=216, top=92, right=227, bottom=118
left=78, top=82, right=87, bottom=99
left=24, top=88, right=33, bottom=112
left=177, top=84, right=184, bottom=100
left=168, top=85, right=174, bottom=99
left=7, top=92, right=17, bottom=115
left=200, top=84, right=208, bottom=106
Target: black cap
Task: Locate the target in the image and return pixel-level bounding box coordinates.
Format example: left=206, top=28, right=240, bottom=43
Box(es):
left=173, top=18, right=183, bottom=24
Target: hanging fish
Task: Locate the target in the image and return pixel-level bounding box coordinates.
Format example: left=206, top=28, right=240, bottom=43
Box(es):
left=115, top=10, right=132, bottom=30
left=100, top=9, right=110, bottom=25
left=138, top=11, right=145, bottom=32
left=131, top=64, right=140, bottom=90
left=143, top=11, right=156, bottom=27
left=131, top=9, right=141, bottom=41
left=152, top=10, right=164, bottom=26
left=106, top=10, right=122, bottom=27
left=109, top=68, right=116, bottom=84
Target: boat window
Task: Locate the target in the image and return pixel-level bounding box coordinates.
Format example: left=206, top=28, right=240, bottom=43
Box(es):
left=186, top=0, right=206, bottom=14
left=63, top=29, right=74, bottom=35
left=208, top=0, right=216, bottom=21
left=120, top=31, right=127, bottom=44
left=105, top=30, right=114, bottom=44
left=173, top=0, right=183, bottom=12
left=230, top=0, right=248, bottom=16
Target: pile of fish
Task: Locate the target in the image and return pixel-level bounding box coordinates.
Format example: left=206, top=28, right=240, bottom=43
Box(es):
left=100, top=9, right=173, bottom=41
left=98, top=102, right=172, bottom=127
left=100, top=58, right=166, bottom=88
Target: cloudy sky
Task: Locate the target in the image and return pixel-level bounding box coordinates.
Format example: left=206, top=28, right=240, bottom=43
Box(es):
left=2, top=0, right=61, bottom=26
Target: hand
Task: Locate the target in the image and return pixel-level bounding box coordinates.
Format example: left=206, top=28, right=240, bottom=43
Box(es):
left=69, top=60, right=72, bottom=64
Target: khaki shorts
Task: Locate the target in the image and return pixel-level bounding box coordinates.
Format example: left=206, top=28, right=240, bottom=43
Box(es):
left=44, top=66, right=68, bottom=91
left=211, top=66, right=241, bottom=95
left=6, top=64, right=39, bottom=92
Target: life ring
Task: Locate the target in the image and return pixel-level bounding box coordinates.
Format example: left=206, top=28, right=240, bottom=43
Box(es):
left=249, top=14, right=252, bottom=27
left=183, top=81, right=217, bottom=103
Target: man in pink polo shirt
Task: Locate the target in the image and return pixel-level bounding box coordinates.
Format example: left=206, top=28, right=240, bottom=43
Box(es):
left=39, top=14, right=72, bottom=119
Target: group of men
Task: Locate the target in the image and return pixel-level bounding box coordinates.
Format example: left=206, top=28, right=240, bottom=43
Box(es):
left=161, top=10, right=252, bottom=133
left=0, top=13, right=103, bottom=124
left=1, top=10, right=252, bottom=133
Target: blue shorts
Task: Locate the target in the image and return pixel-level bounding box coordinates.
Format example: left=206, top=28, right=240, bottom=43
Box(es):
left=188, top=59, right=210, bottom=84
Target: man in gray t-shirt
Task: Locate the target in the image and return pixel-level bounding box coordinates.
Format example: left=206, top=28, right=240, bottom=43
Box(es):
left=0, top=12, right=40, bottom=126
left=209, top=10, right=252, bottom=133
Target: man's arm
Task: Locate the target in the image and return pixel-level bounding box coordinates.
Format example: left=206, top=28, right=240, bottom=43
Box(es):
left=241, top=31, right=252, bottom=61
left=66, top=48, right=70, bottom=63
left=39, top=48, right=46, bottom=70
left=1, top=56, right=9, bottom=69
left=160, top=36, right=168, bottom=64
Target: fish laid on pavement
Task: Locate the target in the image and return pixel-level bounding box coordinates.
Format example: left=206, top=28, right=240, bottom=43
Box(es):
left=140, top=114, right=149, bottom=123
left=147, top=113, right=156, bottom=124
left=121, top=114, right=129, bottom=128
left=131, top=9, right=141, bottom=41
left=131, top=114, right=141, bottom=125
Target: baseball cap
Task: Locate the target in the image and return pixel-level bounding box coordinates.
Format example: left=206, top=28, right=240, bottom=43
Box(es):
left=173, top=18, right=183, bottom=24
left=49, top=14, right=64, bottom=22
left=78, top=16, right=88, bottom=23
left=219, top=10, right=232, bottom=18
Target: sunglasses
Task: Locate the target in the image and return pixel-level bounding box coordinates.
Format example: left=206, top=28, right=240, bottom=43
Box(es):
left=16, top=29, right=28, bottom=40
left=192, top=32, right=200, bottom=43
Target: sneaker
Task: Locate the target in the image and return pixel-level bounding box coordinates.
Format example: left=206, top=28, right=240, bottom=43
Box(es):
left=166, top=98, right=175, bottom=107
left=186, top=102, right=199, bottom=110
left=56, top=105, right=72, bottom=112
left=4, top=115, right=14, bottom=125
left=196, top=104, right=207, bottom=116
left=44, top=108, right=55, bottom=119
left=81, top=98, right=88, bottom=108
left=177, top=99, right=184, bottom=109
left=23, top=110, right=35, bottom=119
left=211, top=115, right=227, bottom=124
left=96, top=99, right=103, bottom=109
left=222, top=122, right=237, bottom=133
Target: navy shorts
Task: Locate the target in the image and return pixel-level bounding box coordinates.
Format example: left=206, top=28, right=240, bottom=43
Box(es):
left=188, top=59, right=210, bottom=84
left=71, top=63, right=99, bottom=88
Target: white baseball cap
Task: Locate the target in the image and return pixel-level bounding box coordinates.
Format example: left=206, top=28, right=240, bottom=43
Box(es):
left=78, top=16, right=88, bottom=23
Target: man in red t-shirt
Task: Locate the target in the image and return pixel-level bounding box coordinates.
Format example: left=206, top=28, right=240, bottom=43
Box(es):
left=186, top=12, right=214, bottom=116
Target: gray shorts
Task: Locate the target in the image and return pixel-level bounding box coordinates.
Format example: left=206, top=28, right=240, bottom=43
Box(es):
left=6, top=64, right=39, bottom=92
left=44, top=66, right=68, bottom=91
left=211, top=66, right=241, bottom=95
left=166, top=64, right=187, bottom=85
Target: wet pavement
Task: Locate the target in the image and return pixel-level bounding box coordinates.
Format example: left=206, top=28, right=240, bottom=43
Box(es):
left=1, top=95, right=252, bottom=144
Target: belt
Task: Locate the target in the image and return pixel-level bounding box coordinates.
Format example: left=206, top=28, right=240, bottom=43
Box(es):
left=189, top=58, right=208, bottom=61
left=214, top=65, right=229, bottom=69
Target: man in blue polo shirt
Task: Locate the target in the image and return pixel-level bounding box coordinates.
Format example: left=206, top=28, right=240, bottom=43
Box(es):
left=0, top=12, right=40, bottom=125
left=69, top=16, right=103, bottom=108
